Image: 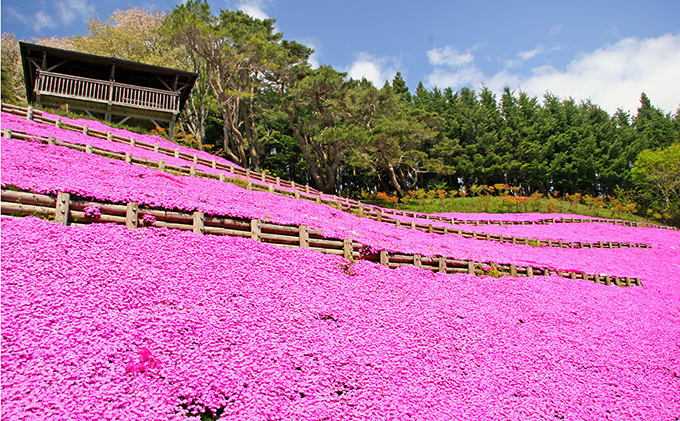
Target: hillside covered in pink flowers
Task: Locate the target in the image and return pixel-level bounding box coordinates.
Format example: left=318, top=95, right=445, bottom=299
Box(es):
left=2, top=112, right=680, bottom=420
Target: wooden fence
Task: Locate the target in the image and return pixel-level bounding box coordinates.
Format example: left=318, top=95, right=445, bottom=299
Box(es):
left=2, top=127, right=654, bottom=251
left=1, top=189, right=641, bottom=287
left=3, top=102, right=676, bottom=233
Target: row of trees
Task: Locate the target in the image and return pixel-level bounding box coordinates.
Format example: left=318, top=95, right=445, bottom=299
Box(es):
left=2, top=1, right=678, bottom=220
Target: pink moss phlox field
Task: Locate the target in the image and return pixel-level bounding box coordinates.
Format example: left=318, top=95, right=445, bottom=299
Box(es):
left=3, top=137, right=680, bottom=280
left=35, top=110, right=237, bottom=168
left=2, top=217, right=680, bottom=420
left=1, top=112, right=241, bottom=178
left=432, top=212, right=599, bottom=222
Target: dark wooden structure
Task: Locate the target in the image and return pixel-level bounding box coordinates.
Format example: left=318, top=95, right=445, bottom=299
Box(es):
left=19, top=42, right=197, bottom=134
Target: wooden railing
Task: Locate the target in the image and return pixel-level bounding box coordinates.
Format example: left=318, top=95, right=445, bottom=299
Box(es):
left=34, top=71, right=179, bottom=114
left=0, top=189, right=642, bottom=287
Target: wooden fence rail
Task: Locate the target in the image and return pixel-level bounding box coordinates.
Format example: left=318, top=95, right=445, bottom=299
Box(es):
left=3, top=102, right=677, bottom=233
left=0, top=188, right=642, bottom=287
left=1, top=128, right=655, bottom=250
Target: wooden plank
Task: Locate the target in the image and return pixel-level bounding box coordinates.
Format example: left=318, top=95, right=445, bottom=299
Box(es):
left=343, top=238, right=353, bottom=260
left=299, top=225, right=309, bottom=248
left=126, top=202, right=138, bottom=229
left=251, top=219, right=261, bottom=241
left=468, top=261, right=475, bottom=275
left=193, top=211, right=204, bottom=234
left=55, top=192, right=70, bottom=226
left=414, top=254, right=422, bottom=268
left=379, top=250, right=389, bottom=266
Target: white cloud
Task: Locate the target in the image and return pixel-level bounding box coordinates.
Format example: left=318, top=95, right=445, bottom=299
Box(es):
left=346, top=52, right=399, bottom=87
left=427, top=46, right=474, bottom=67
left=237, top=0, right=271, bottom=20
left=426, top=33, right=680, bottom=115
left=549, top=24, right=563, bottom=35
left=55, top=0, right=95, bottom=26
left=5, top=6, right=56, bottom=31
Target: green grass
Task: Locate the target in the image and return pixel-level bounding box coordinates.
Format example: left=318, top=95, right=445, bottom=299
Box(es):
left=364, top=194, right=659, bottom=224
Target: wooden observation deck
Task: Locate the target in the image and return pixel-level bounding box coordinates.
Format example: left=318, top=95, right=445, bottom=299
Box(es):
left=20, top=42, right=197, bottom=134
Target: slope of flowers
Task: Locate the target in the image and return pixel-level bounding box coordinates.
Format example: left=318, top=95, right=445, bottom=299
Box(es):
left=2, top=216, right=679, bottom=420
left=1, top=112, right=242, bottom=178
left=36, top=109, right=237, bottom=168
left=432, top=211, right=600, bottom=222
left=4, top=137, right=679, bottom=281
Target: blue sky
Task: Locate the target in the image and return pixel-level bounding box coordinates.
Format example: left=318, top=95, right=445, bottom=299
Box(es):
left=2, top=0, right=680, bottom=115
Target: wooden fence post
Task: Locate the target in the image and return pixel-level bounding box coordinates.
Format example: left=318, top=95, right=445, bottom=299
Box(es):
left=55, top=192, right=70, bottom=226
left=83, top=125, right=89, bottom=135
left=4, top=129, right=11, bottom=139
left=219, top=173, right=225, bottom=182
left=316, top=193, right=321, bottom=204
left=154, top=143, right=159, bottom=153
left=211, top=159, right=217, bottom=169
left=85, top=144, right=93, bottom=154
left=527, top=266, right=534, bottom=277
left=130, top=136, right=135, bottom=147
left=343, top=238, right=353, bottom=260
left=413, top=254, right=422, bottom=268
left=126, top=202, right=138, bottom=229
left=467, top=261, right=475, bottom=275
left=190, top=166, right=197, bottom=176
left=193, top=211, right=204, bottom=234
left=106, top=131, right=112, bottom=141
left=305, top=185, right=310, bottom=194
left=193, top=154, right=198, bottom=164
left=48, top=137, right=55, bottom=145
left=159, top=159, right=165, bottom=171
left=251, top=219, right=261, bottom=241
left=174, top=149, right=180, bottom=158
left=56, top=118, right=62, bottom=129
left=27, top=105, right=34, bottom=120
left=125, top=153, right=132, bottom=163
left=510, top=265, right=517, bottom=277
left=438, top=256, right=446, bottom=273
left=269, top=184, right=275, bottom=193
left=379, top=250, right=389, bottom=266
left=299, top=225, right=309, bottom=248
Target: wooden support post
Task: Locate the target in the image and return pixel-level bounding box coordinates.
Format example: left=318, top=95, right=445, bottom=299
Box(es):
left=428, top=224, right=433, bottom=234
left=193, top=154, right=198, bottom=164
left=527, top=266, right=534, bottom=277
left=159, top=160, right=165, bottom=171
left=291, top=181, right=296, bottom=190
left=174, top=149, right=180, bottom=158
left=294, top=190, right=300, bottom=199
left=396, top=219, right=401, bottom=227
left=85, top=144, right=93, bottom=154
left=4, top=129, right=11, bottom=139
left=125, top=153, right=132, bottom=163
left=27, top=105, right=34, bottom=120
left=570, top=272, right=577, bottom=280
left=229, top=164, right=234, bottom=174
left=126, top=202, right=138, bottom=229
left=260, top=172, right=266, bottom=182
left=377, top=212, right=382, bottom=222
left=247, top=181, right=253, bottom=191
left=343, top=238, right=353, bottom=260
left=438, top=256, right=446, bottom=273
left=83, top=125, right=88, bottom=135
left=269, top=184, right=275, bottom=193
left=510, top=265, right=517, bottom=277
left=299, top=225, right=309, bottom=248
left=594, top=274, right=600, bottom=284
left=467, top=261, right=475, bottom=275
left=304, top=185, right=310, bottom=194
left=276, top=177, right=281, bottom=185
left=246, top=169, right=251, bottom=179
left=414, top=254, right=422, bottom=268
left=55, top=192, right=70, bottom=226
left=56, top=118, right=62, bottom=129
left=107, top=131, right=112, bottom=141
left=48, top=137, right=55, bottom=145
left=379, top=250, right=389, bottom=266
left=359, top=204, right=364, bottom=217
left=190, top=166, right=197, bottom=176
left=130, top=137, right=135, bottom=147
left=411, top=221, right=416, bottom=229
left=193, top=211, right=204, bottom=235
left=211, top=159, right=217, bottom=169
left=316, top=193, right=321, bottom=204
left=154, top=143, right=159, bottom=153
left=219, top=173, right=225, bottom=182
left=485, top=233, right=491, bottom=241
left=250, top=219, right=261, bottom=241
